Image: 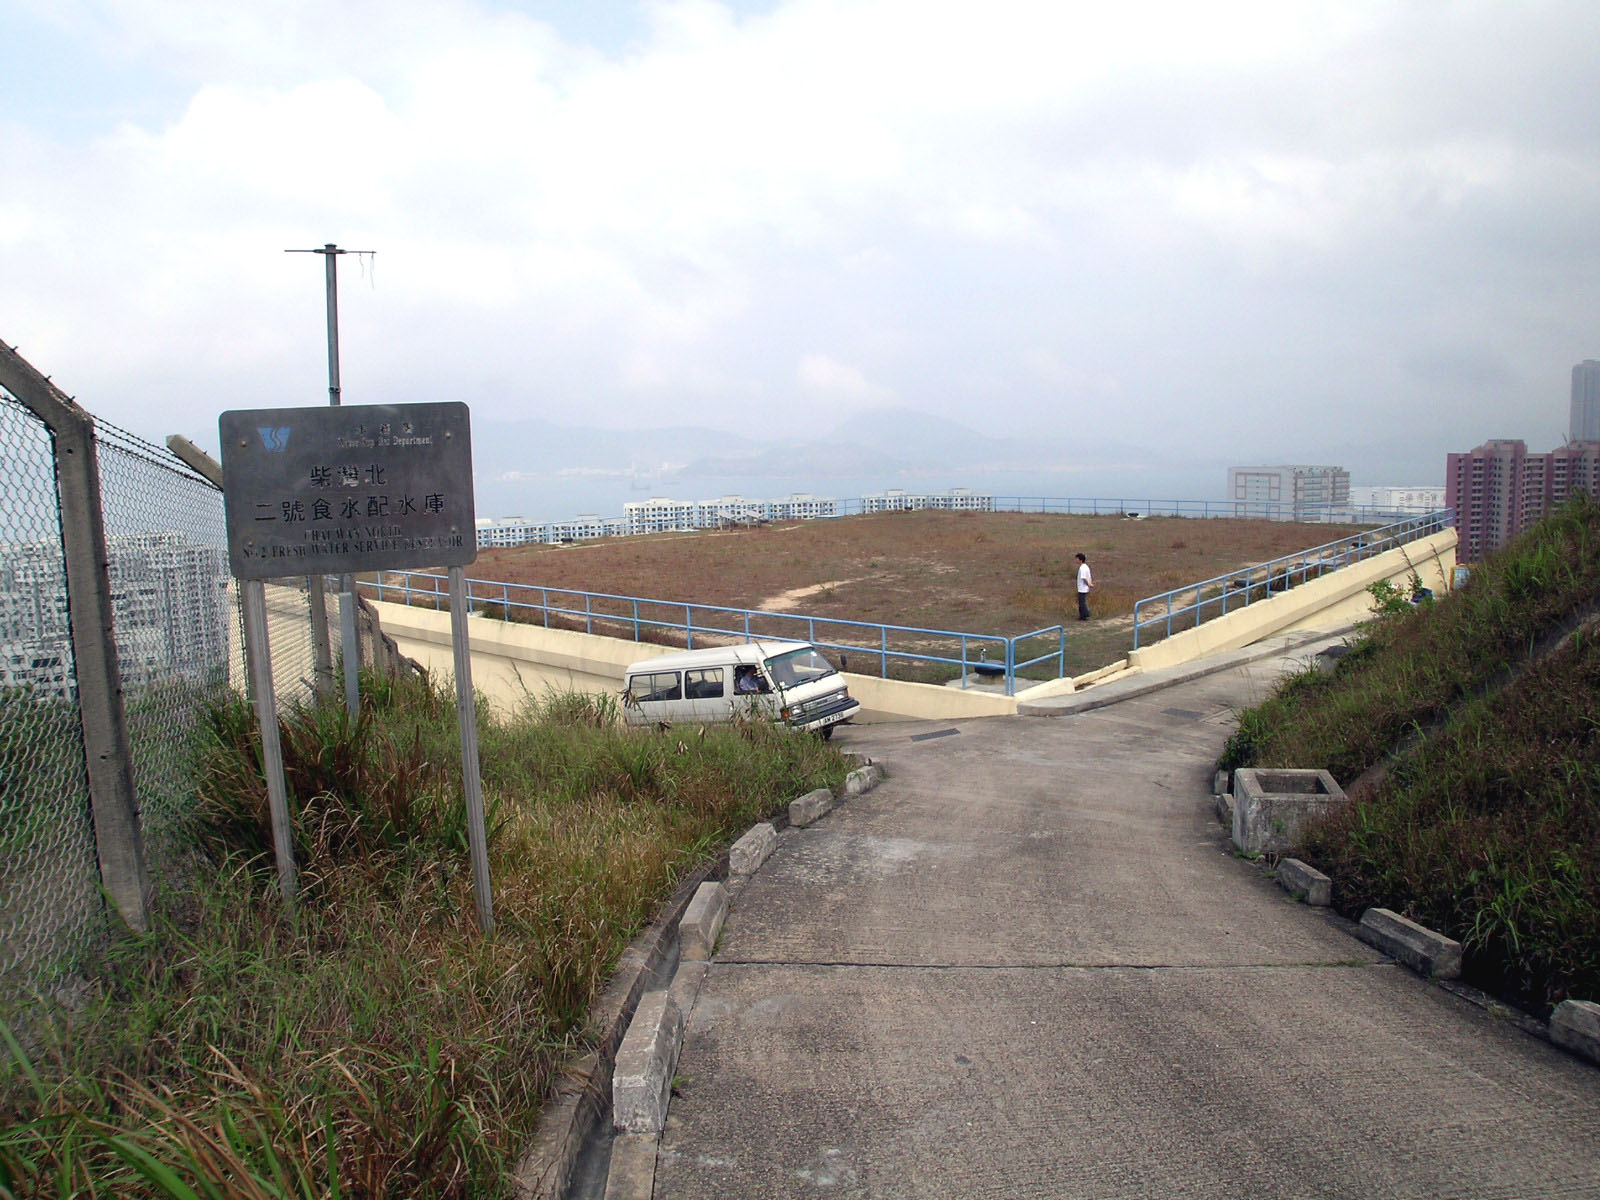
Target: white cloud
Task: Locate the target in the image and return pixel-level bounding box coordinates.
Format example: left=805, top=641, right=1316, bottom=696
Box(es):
left=2, top=0, right=1598, bottom=484
left=797, top=354, right=895, bottom=403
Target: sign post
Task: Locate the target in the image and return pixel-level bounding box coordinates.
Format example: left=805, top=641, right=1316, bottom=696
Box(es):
left=286, top=242, right=373, bottom=717
left=221, top=402, right=492, bottom=930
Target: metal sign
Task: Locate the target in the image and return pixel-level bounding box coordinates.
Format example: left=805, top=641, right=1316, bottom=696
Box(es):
left=220, top=401, right=476, bottom=579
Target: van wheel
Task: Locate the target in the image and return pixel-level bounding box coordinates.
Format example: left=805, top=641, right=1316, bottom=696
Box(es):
left=820, top=725, right=835, bottom=741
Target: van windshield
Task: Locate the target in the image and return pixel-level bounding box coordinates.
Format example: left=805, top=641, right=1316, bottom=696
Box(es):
left=764, top=646, right=837, bottom=689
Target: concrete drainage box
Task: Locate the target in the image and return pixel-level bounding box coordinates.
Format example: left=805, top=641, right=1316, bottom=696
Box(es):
left=1232, top=768, right=1346, bottom=855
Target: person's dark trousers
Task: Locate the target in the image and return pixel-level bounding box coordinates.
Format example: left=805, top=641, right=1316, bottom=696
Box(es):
left=1078, top=592, right=1090, bottom=621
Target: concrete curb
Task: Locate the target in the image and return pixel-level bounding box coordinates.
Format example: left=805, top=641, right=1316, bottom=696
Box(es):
left=1220, top=797, right=1598, bottom=1070
left=844, top=762, right=885, bottom=795
left=612, top=990, right=684, bottom=1133
left=729, top=822, right=778, bottom=877
left=597, top=761, right=886, bottom=1200
left=509, top=861, right=714, bottom=1200
left=1216, top=791, right=1234, bottom=825
left=1275, top=858, right=1331, bottom=907
left=789, top=786, right=836, bottom=827
left=679, top=883, right=729, bottom=962
left=1355, top=907, right=1464, bottom=980
left=1218, top=750, right=1598, bottom=1071
left=1550, top=999, right=1600, bottom=1066
left=602, top=1133, right=658, bottom=1200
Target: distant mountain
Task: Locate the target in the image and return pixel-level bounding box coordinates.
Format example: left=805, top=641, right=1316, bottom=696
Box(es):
left=671, top=407, right=1158, bottom=480
left=471, top=416, right=764, bottom=482
left=465, top=407, right=1193, bottom=519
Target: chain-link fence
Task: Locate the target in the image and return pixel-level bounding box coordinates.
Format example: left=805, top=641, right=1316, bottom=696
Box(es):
left=257, top=577, right=342, bottom=709
left=0, top=348, right=402, bottom=1023
left=95, top=419, right=238, bottom=865
left=0, top=389, right=103, bottom=1015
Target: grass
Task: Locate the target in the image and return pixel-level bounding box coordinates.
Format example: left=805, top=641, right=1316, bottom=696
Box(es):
left=1220, top=495, right=1600, bottom=1016
left=386, top=510, right=1367, bottom=681
left=1, top=672, right=849, bottom=1198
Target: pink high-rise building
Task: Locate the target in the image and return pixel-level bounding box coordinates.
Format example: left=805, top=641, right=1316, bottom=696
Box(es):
left=1446, top=438, right=1600, bottom=560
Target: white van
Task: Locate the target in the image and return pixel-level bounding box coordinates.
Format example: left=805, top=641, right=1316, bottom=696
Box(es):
left=622, top=641, right=860, bottom=738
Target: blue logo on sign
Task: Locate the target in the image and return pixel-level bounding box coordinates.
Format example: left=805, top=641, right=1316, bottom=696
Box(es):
left=258, top=426, right=291, bottom=452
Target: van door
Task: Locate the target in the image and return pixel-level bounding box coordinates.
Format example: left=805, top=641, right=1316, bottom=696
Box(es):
left=626, top=669, right=692, bottom=725
left=683, top=666, right=727, bottom=723
left=729, top=662, right=774, bottom=721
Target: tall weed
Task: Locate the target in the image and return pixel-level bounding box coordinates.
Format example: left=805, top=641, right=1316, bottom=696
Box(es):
left=7, top=679, right=849, bottom=1197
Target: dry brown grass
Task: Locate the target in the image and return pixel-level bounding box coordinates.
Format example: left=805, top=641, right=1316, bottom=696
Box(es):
left=474, top=510, right=1365, bottom=632
left=456, top=511, right=1367, bottom=678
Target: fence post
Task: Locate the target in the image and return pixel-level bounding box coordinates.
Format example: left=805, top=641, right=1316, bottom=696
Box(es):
left=1, top=342, right=150, bottom=932
left=308, top=575, right=335, bottom=701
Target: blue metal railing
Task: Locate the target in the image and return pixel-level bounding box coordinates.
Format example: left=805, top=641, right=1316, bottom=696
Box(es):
left=475, top=495, right=1445, bottom=547
left=850, top=498, right=1436, bottom=522
left=1131, top=510, right=1454, bottom=649
left=364, top=572, right=1066, bottom=696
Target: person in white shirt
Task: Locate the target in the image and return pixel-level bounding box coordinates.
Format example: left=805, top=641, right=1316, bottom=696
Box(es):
left=1075, top=553, right=1094, bottom=621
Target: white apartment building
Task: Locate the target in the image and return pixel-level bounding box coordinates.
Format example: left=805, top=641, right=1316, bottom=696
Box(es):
left=475, top=515, right=627, bottom=547
left=860, top=488, right=996, bottom=514
left=1227, top=465, right=1350, bottom=520
left=623, top=497, right=699, bottom=536
left=771, top=493, right=838, bottom=520
left=1347, top=485, right=1446, bottom=512
left=0, top=531, right=231, bottom=696
left=475, top=518, right=540, bottom=548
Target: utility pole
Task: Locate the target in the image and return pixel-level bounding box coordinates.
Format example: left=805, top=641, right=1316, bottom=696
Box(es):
left=286, top=243, right=373, bottom=718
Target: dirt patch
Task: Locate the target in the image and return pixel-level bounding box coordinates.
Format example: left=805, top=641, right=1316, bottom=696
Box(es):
left=757, top=579, right=862, bottom=611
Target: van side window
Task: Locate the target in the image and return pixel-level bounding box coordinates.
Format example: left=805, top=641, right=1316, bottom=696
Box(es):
left=684, top=668, right=724, bottom=699
left=733, top=665, right=770, bottom=694
left=630, top=671, right=682, bottom=702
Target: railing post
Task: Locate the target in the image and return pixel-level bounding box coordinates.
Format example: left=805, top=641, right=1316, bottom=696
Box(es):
left=880, top=627, right=888, bottom=677
left=634, top=599, right=641, bottom=641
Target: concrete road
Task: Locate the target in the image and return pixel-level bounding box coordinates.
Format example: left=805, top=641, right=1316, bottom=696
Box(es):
left=651, top=649, right=1600, bottom=1199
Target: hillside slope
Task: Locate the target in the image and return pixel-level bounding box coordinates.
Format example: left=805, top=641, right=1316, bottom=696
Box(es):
left=1220, top=495, right=1600, bottom=1016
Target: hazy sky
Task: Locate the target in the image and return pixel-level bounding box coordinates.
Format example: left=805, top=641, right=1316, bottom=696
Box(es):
left=5, top=0, right=1598, bottom=477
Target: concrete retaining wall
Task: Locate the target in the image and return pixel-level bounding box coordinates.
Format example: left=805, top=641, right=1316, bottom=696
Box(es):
left=370, top=599, right=1017, bottom=722
left=1124, top=531, right=1457, bottom=676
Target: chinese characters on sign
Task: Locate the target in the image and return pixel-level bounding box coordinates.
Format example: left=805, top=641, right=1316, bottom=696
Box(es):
left=220, top=402, right=477, bottom=580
